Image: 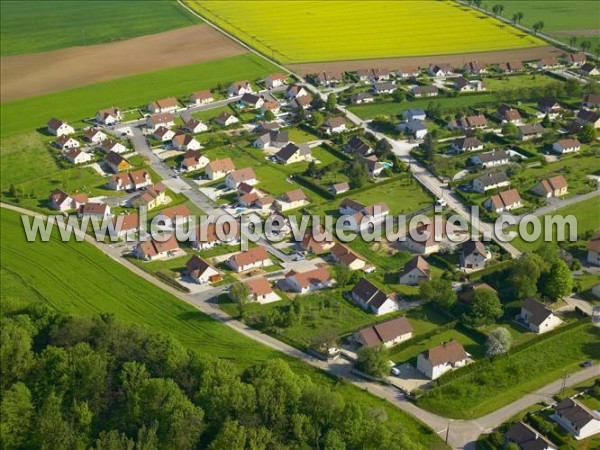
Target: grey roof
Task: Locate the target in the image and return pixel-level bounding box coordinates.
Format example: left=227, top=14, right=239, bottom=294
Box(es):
left=275, top=143, right=311, bottom=162
left=345, top=136, right=372, bottom=155
left=404, top=108, right=426, bottom=117
left=522, top=298, right=553, bottom=326
left=474, top=172, right=509, bottom=187
left=556, top=398, right=600, bottom=429
left=453, top=136, right=483, bottom=149
left=241, top=93, right=261, bottom=104
left=406, top=120, right=427, bottom=131
left=352, top=278, right=391, bottom=309
left=519, top=123, right=546, bottom=135
left=506, top=421, right=557, bottom=450
left=475, top=150, right=508, bottom=163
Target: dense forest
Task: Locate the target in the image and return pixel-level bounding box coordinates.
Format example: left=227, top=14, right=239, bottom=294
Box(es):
left=0, top=297, right=438, bottom=450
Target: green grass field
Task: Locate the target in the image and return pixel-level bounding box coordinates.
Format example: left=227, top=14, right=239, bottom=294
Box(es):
left=0, top=53, right=277, bottom=137
left=0, top=0, right=202, bottom=56
left=188, top=0, right=544, bottom=63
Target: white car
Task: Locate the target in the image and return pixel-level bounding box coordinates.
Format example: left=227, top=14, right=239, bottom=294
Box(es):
left=436, top=198, right=447, bottom=207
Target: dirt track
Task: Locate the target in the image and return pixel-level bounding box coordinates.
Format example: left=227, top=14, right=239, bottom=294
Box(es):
left=1, top=25, right=246, bottom=102
left=288, top=46, right=561, bottom=75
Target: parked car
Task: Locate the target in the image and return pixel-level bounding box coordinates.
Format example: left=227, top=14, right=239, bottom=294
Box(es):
left=580, top=360, right=593, bottom=367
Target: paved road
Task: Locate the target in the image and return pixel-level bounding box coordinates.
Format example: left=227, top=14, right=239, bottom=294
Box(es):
left=7, top=200, right=599, bottom=449
left=513, top=189, right=600, bottom=221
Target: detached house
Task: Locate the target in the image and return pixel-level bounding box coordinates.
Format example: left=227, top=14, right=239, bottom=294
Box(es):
left=397, top=66, right=420, bottom=78
left=83, top=128, right=107, bottom=144
left=330, top=182, right=350, bottom=195
left=449, top=115, right=487, bottom=131
left=402, top=120, right=428, bottom=139
left=428, top=64, right=453, bottom=77
left=157, top=205, right=191, bottom=228
left=227, top=247, right=271, bottom=272
left=580, top=63, right=600, bottom=77
left=54, top=135, right=80, bottom=150
left=344, top=136, right=373, bottom=156
left=411, top=85, right=438, bottom=98
left=183, top=118, right=208, bottom=134
left=104, top=151, right=131, bottom=173
left=254, top=130, right=289, bottom=149
left=350, top=92, right=374, bottom=104
left=460, top=240, right=490, bottom=271
left=537, top=98, right=563, bottom=117
left=265, top=73, right=287, bottom=89
left=567, top=53, right=586, bottom=67
left=372, top=82, right=397, bottom=94
left=587, top=233, right=600, bottom=266
left=452, top=136, right=483, bottom=153
left=498, top=104, right=522, bottom=124
left=181, top=149, right=209, bottom=172
left=188, top=90, right=214, bottom=106
left=398, top=256, right=430, bottom=285
left=95, top=107, right=121, bottom=125
left=275, top=189, right=309, bottom=211
left=553, top=138, right=581, bottom=154
left=316, top=71, right=342, bottom=87
left=47, top=118, right=74, bottom=136
left=537, top=57, right=561, bottom=70
left=403, top=108, right=426, bottom=121
left=553, top=398, right=600, bottom=440
left=215, top=111, right=239, bottom=127
left=285, top=84, right=309, bottom=100
left=64, top=148, right=92, bottom=165
left=131, top=183, right=167, bottom=210
left=245, top=277, right=280, bottom=304
left=506, top=422, right=557, bottom=450
left=362, top=155, right=384, bottom=177
left=205, top=158, right=235, bottom=180
left=107, top=170, right=152, bottom=191
left=463, top=61, right=485, bottom=75
left=518, top=123, right=546, bottom=140
left=153, top=126, right=175, bottom=142
left=453, top=77, right=485, bottom=92
left=498, top=61, right=523, bottom=74
left=146, top=113, right=175, bottom=130
left=49, top=189, right=88, bottom=212
left=186, top=255, right=221, bottom=284
left=484, top=188, right=522, bottom=213
left=240, top=93, right=264, bottom=109
left=274, top=142, right=311, bottom=165
left=79, top=202, right=111, bottom=220
left=193, top=221, right=240, bottom=251
left=350, top=278, right=398, bottom=316
left=321, top=117, right=347, bottom=134
left=582, top=93, right=600, bottom=109
left=576, top=109, right=600, bottom=128
left=520, top=298, right=562, bottom=334
left=110, top=213, right=140, bottom=238
left=285, top=267, right=334, bottom=294
left=172, top=133, right=201, bottom=151
left=417, top=340, right=469, bottom=380
left=330, top=243, right=370, bottom=272
left=470, top=150, right=509, bottom=168
left=405, top=220, right=459, bottom=255
left=289, top=94, right=314, bottom=110
left=225, top=167, right=257, bottom=190
left=133, top=235, right=180, bottom=261
left=100, top=139, right=127, bottom=154
left=531, top=175, right=568, bottom=198
left=261, top=100, right=281, bottom=115
left=147, top=97, right=178, bottom=114
left=354, top=317, right=413, bottom=348
left=472, top=172, right=510, bottom=193
left=298, top=228, right=334, bottom=254
left=228, top=80, right=253, bottom=97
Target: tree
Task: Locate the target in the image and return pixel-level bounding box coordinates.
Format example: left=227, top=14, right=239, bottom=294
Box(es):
left=0, top=323, right=33, bottom=390
left=0, top=382, right=34, bottom=450
left=263, top=110, right=275, bottom=122
left=326, top=93, right=338, bottom=112
left=541, top=113, right=552, bottom=128
left=356, top=346, right=390, bottom=378
left=509, top=253, right=544, bottom=299
left=468, top=289, right=503, bottom=326
left=347, top=161, right=369, bottom=189
left=422, top=133, right=436, bottom=162
left=569, top=36, right=578, bottom=49
left=581, top=40, right=592, bottom=53
left=492, top=4, right=503, bottom=16
left=541, top=260, right=573, bottom=300
left=230, top=282, right=251, bottom=318
left=332, top=263, right=351, bottom=288
left=419, top=278, right=457, bottom=308
left=532, top=21, right=544, bottom=35
left=579, top=123, right=598, bottom=143
left=511, top=13, right=518, bottom=24
left=502, top=122, right=519, bottom=139
left=516, top=11, right=524, bottom=23
left=485, top=327, right=513, bottom=356
left=310, top=111, right=324, bottom=127
left=392, top=89, right=405, bottom=103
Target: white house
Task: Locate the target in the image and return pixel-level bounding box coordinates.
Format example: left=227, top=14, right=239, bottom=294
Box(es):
left=83, top=128, right=107, bottom=144
left=205, top=158, right=235, bottom=180
left=399, top=256, right=430, bottom=285
left=64, top=148, right=92, bottom=165
left=531, top=175, right=568, bottom=198
left=275, top=189, right=309, bottom=211
left=240, top=93, right=264, bottom=109
left=146, top=113, right=175, bottom=130
left=274, top=142, right=311, bottom=165
left=460, top=240, right=490, bottom=271
left=472, top=172, right=510, bottom=193
left=428, top=64, right=453, bottom=77
left=321, top=117, right=347, bottom=134
left=100, top=139, right=127, bottom=154
left=228, top=80, right=253, bottom=97
left=133, top=235, right=180, bottom=261
left=172, top=133, right=201, bottom=151
left=47, top=118, right=74, bottom=137
left=416, top=340, right=469, bottom=380
left=350, top=278, right=398, bottom=316
left=587, top=233, right=600, bottom=266
left=183, top=118, right=208, bottom=134
left=553, top=398, right=600, bottom=440
left=354, top=317, right=413, bottom=348
left=484, top=189, right=522, bottom=213
left=147, top=97, right=178, bottom=113
left=402, top=109, right=426, bottom=121
left=285, top=267, right=333, bottom=294
left=506, top=422, right=557, bottom=450
left=470, top=150, right=509, bottom=168
left=225, top=167, right=257, bottom=190
left=188, top=90, right=214, bottom=106
left=244, top=277, right=280, bottom=304
left=519, top=298, right=563, bottom=334
left=106, top=170, right=152, bottom=191
left=330, top=243, right=368, bottom=271
left=54, top=135, right=80, bottom=150
left=253, top=131, right=289, bottom=149
left=78, top=202, right=112, bottom=220
left=285, top=85, right=309, bottom=100
left=405, top=220, right=460, bottom=255
left=452, top=137, right=483, bottom=153
left=95, top=107, right=121, bottom=125
left=215, top=112, right=240, bottom=127
left=49, top=189, right=88, bottom=212
left=186, top=255, right=221, bottom=284
left=552, top=139, right=581, bottom=154
left=265, top=73, right=287, bottom=89
left=227, top=247, right=271, bottom=272
left=403, top=120, right=428, bottom=139
left=181, top=150, right=209, bottom=172
left=153, top=126, right=175, bottom=142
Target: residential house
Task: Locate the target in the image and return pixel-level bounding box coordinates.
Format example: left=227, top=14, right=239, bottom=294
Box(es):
left=397, top=67, right=420, bottom=78
left=299, top=228, right=334, bottom=254
left=531, top=175, right=568, bottom=198
left=520, top=298, right=562, bottom=333
left=458, top=282, right=497, bottom=304
left=316, top=71, right=342, bottom=87
left=83, top=128, right=107, bottom=144
left=48, top=189, right=88, bottom=212
left=354, top=317, right=413, bottom=348
left=553, top=398, right=600, bottom=440
left=54, top=135, right=80, bottom=150
left=289, top=94, right=314, bottom=110
left=193, top=221, right=240, bottom=250
left=285, top=84, right=309, bottom=100
left=78, top=202, right=111, bottom=220
left=350, top=92, right=375, bottom=104
left=370, top=68, right=392, bottom=81
left=95, top=107, right=121, bottom=125
left=452, top=136, right=484, bottom=153
left=537, top=57, right=561, bottom=70
left=253, top=131, right=289, bottom=149
left=506, top=422, right=557, bottom=450
left=110, top=213, right=140, bottom=239
left=321, top=117, right=347, bottom=134
left=157, top=205, right=190, bottom=228
left=470, top=149, right=509, bottom=168
left=225, top=167, right=257, bottom=190
left=518, top=123, right=546, bottom=140
left=472, top=172, right=510, bottom=193
left=215, top=111, right=240, bottom=127
left=405, top=220, right=460, bottom=255
left=580, top=63, right=600, bottom=77
left=339, top=198, right=366, bottom=215
left=227, top=247, right=271, bottom=272
left=498, top=61, right=523, bottom=74
left=330, top=243, right=369, bottom=272
left=484, top=188, right=522, bottom=213
left=449, top=115, right=487, bottom=131
left=240, top=93, right=264, bottom=109
left=133, top=235, right=180, bottom=261
left=537, top=98, right=563, bottom=118
left=362, top=155, right=384, bottom=177
left=228, top=80, right=253, bottom=97
left=552, top=138, right=581, bottom=154
left=265, top=73, right=287, bottom=89
left=146, top=113, right=175, bottom=130
left=181, top=149, right=209, bottom=172
left=64, top=148, right=92, bottom=165
left=205, top=158, right=235, bottom=180
left=350, top=278, right=398, bottom=316
left=403, top=108, right=426, bottom=121
left=344, top=136, right=373, bottom=156
left=261, top=100, right=281, bottom=115
left=47, top=118, right=74, bottom=136
left=416, top=340, right=469, bottom=380
left=274, top=142, right=311, bottom=164
left=256, top=121, right=280, bottom=133
left=153, top=126, right=175, bottom=142
left=582, top=93, right=600, bottom=109
left=372, top=82, right=397, bottom=94
left=586, top=233, right=600, bottom=266
left=402, top=120, right=428, bottom=139
left=331, top=182, right=350, bottom=195
left=147, top=97, right=178, bottom=114
left=275, top=189, right=309, bottom=211
left=398, top=256, right=430, bottom=285
left=106, top=170, right=152, bottom=191
left=285, top=267, right=334, bottom=294
left=245, top=277, right=280, bottom=304
left=104, top=151, right=131, bottom=173
left=172, top=133, right=201, bottom=151
left=453, top=77, right=485, bottom=92
left=428, top=64, right=453, bottom=77
left=188, top=90, right=214, bottom=106
left=498, top=104, right=522, bottom=124
left=463, top=61, right=485, bottom=75
left=183, top=118, right=208, bottom=134
left=576, top=109, right=600, bottom=128
left=568, top=53, right=586, bottom=67
left=411, top=85, right=438, bottom=98
left=100, top=139, right=127, bottom=154
left=131, top=183, right=167, bottom=210
left=460, top=240, right=490, bottom=271
left=186, top=255, right=221, bottom=284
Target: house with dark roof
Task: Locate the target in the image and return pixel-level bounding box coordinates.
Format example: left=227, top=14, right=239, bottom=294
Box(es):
left=344, top=136, right=373, bottom=156
left=576, top=109, right=600, bottom=128
left=587, top=233, right=600, bottom=266
left=186, top=255, right=221, bottom=284
left=428, top=64, right=454, bottom=77
left=47, top=118, right=74, bottom=136
left=411, top=85, right=438, bottom=98
left=498, top=104, right=523, bottom=124
left=452, top=136, right=483, bottom=153
left=104, top=151, right=131, bottom=173
left=350, top=92, right=375, bottom=104
left=472, top=172, right=510, bottom=193
left=253, top=131, right=289, bottom=149
left=505, top=421, right=557, bottom=450
left=470, top=150, right=510, bottom=168
left=453, top=76, right=484, bottom=92
left=274, top=143, right=311, bottom=165
left=49, top=189, right=88, bottom=212
left=518, top=123, right=546, bottom=141
left=417, top=340, right=469, bottom=380
left=372, top=81, right=397, bottom=94
left=183, top=118, right=208, bottom=134
left=350, top=278, right=398, bottom=316
left=240, top=93, right=264, bottom=109
left=553, top=398, right=600, bottom=440
left=580, top=63, right=600, bottom=77
left=449, top=115, right=487, bottom=131
left=519, top=298, right=562, bottom=333
left=354, top=317, right=413, bottom=348
left=460, top=240, right=490, bottom=271
left=399, top=256, right=430, bottom=285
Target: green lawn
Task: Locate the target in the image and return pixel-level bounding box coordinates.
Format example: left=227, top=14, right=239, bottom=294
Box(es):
left=1, top=53, right=277, bottom=136
left=0, top=0, right=202, bottom=56
left=417, top=322, right=600, bottom=418
left=482, top=73, right=560, bottom=91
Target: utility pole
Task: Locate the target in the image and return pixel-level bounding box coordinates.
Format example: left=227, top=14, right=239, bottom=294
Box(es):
left=445, top=420, right=452, bottom=444
left=560, top=371, right=570, bottom=396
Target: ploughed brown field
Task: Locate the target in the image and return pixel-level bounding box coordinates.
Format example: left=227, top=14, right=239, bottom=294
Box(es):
left=1, top=25, right=246, bottom=102
left=288, top=46, right=560, bottom=76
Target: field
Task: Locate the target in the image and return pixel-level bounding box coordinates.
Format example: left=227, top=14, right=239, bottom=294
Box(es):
left=188, top=0, right=545, bottom=63
left=0, top=53, right=278, bottom=137
left=0, top=0, right=202, bottom=56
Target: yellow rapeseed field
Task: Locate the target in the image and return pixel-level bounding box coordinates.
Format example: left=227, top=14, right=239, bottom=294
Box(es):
left=187, top=0, right=545, bottom=63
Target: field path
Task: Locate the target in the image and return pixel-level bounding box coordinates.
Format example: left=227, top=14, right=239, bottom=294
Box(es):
left=1, top=25, right=246, bottom=101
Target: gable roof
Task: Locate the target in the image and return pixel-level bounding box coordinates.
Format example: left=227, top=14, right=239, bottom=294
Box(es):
left=346, top=136, right=372, bottom=154
left=462, top=240, right=489, bottom=258
left=276, top=142, right=311, bottom=161
left=147, top=113, right=174, bottom=125
left=137, top=235, right=179, bottom=257
left=186, top=255, right=213, bottom=279
left=522, top=298, right=553, bottom=326
left=351, top=278, right=390, bottom=309
left=587, top=233, right=600, bottom=253
left=281, top=189, right=307, bottom=203
left=149, top=97, right=178, bottom=110
left=47, top=117, right=67, bottom=129
left=230, top=247, right=270, bottom=267
left=506, top=421, right=557, bottom=450
left=228, top=167, right=257, bottom=183
left=488, top=188, right=521, bottom=209
left=535, top=175, right=568, bottom=194
left=555, top=398, right=600, bottom=429
left=285, top=267, right=331, bottom=288
left=157, top=204, right=190, bottom=222
left=421, top=340, right=468, bottom=366
left=104, top=151, right=129, bottom=167
left=357, top=317, right=413, bottom=347
left=324, top=116, right=346, bottom=128
left=475, top=172, right=509, bottom=187
left=475, top=150, right=508, bottom=163
left=245, top=277, right=273, bottom=296
left=402, top=255, right=430, bottom=276
left=207, top=158, right=235, bottom=173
